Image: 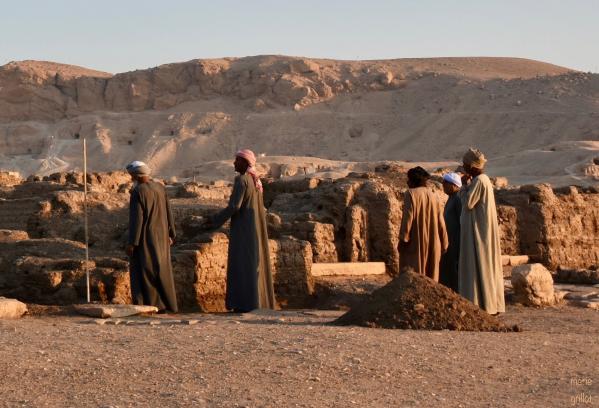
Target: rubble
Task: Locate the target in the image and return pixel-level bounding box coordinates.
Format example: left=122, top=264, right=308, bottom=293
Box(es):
left=555, top=266, right=599, bottom=284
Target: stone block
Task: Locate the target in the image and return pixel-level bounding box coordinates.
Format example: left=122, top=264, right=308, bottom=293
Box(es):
left=311, top=262, right=386, bottom=277
left=0, top=297, right=27, bottom=319
left=509, top=255, right=530, bottom=266
left=74, top=304, right=158, bottom=318
left=511, top=263, right=560, bottom=306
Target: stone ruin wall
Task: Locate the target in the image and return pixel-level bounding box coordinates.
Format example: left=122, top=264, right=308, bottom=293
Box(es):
left=496, top=184, right=599, bottom=269
left=0, top=171, right=315, bottom=311
left=265, top=171, right=599, bottom=273
left=0, top=169, right=597, bottom=309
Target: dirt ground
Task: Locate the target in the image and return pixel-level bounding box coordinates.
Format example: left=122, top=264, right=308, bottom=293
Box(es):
left=0, top=305, right=598, bottom=408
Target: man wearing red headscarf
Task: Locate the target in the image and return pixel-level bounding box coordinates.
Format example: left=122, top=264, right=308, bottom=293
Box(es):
left=206, top=149, right=275, bottom=312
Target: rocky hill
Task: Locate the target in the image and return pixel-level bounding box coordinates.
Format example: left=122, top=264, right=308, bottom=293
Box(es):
left=0, top=55, right=597, bottom=185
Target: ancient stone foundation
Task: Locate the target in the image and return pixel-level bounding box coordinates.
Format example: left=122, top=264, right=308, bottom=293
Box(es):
left=0, top=168, right=598, bottom=308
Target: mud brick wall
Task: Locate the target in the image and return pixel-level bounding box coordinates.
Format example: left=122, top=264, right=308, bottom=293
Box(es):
left=171, top=233, right=229, bottom=312
left=0, top=198, right=41, bottom=231
left=496, top=205, right=520, bottom=256
left=279, top=221, right=337, bottom=263
left=267, top=177, right=401, bottom=274
left=171, top=233, right=315, bottom=311
left=355, top=182, right=401, bottom=274
left=0, top=237, right=130, bottom=305
left=269, top=236, right=314, bottom=307
left=345, top=204, right=369, bottom=262
left=496, top=185, right=599, bottom=269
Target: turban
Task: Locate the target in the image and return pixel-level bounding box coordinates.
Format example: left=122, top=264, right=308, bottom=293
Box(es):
left=235, top=149, right=256, bottom=167
left=235, top=149, right=262, bottom=192
left=126, top=160, right=151, bottom=176
left=463, top=148, right=487, bottom=170
left=442, top=172, right=462, bottom=188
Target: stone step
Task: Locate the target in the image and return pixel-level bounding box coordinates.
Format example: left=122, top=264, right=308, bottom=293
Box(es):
left=311, top=262, right=386, bottom=277
left=74, top=304, right=158, bottom=318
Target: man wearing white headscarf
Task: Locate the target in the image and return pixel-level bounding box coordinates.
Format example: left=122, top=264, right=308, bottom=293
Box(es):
left=439, top=173, right=462, bottom=292
left=458, top=149, right=505, bottom=314
left=126, top=161, right=178, bottom=313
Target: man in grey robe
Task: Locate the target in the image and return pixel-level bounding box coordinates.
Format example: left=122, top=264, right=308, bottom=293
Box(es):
left=126, top=161, right=178, bottom=313
left=206, top=149, right=275, bottom=313
left=458, top=149, right=505, bottom=314
left=439, top=172, right=462, bottom=292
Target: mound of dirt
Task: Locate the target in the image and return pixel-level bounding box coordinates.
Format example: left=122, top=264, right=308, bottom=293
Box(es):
left=335, top=271, right=518, bottom=331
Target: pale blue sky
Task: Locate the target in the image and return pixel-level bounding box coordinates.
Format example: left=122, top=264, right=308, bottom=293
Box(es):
left=1, top=0, right=597, bottom=73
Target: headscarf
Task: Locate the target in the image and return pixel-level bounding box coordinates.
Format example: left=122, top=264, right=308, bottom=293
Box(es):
left=126, top=160, right=151, bottom=176
left=462, top=148, right=487, bottom=170
left=235, top=149, right=263, bottom=192
left=442, top=172, right=462, bottom=188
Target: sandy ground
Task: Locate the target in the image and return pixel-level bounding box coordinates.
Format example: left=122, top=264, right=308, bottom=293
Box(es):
left=1, top=305, right=598, bottom=408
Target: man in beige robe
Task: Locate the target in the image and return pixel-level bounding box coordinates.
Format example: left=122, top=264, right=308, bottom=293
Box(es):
left=458, top=148, right=505, bottom=314
left=399, top=167, right=448, bottom=280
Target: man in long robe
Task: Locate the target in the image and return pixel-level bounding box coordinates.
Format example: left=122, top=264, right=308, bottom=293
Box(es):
left=439, top=172, right=462, bottom=292
left=126, top=161, right=178, bottom=313
left=458, top=148, right=505, bottom=314
left=399, top=166, right=448, bottom=280
left=207, top=149, right=275, bottom=312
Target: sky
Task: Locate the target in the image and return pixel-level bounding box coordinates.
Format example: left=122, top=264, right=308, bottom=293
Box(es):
left=1, top=0, right=597, bottom=74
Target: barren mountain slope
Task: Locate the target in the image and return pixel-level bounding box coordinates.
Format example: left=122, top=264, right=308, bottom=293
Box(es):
left=0, top=55, right=597, bottom=185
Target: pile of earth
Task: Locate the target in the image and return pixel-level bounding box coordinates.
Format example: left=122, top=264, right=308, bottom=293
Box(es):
left=335, top=271, right=518, bottom=332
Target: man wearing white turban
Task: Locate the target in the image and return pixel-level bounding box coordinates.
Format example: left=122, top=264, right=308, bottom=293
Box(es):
left=126, top=161, right=178, bottom=313
left=458, top=149, right=505, bottom=314
left=439, top=173, right=462, bottom=292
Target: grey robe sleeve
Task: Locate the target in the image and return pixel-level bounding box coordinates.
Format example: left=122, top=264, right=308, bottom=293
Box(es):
left=211, top=175, right=247, bottom=228
left=165, top=189, right=176, bottom=240
left=128, top=189, right=144, bottom=246
left=454, top=194, right=462, bottom=220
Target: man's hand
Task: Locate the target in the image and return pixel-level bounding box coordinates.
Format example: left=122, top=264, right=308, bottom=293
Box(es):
left=126, top=244, right=136, bottom=257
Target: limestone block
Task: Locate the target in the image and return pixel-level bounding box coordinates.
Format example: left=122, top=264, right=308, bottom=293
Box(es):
left=74, top=304, right=158, bottom=318
left=311, top=262, right=386, bottom=277
left=508, top=255, right=529, bottom=266
left=511, top=263, right=559, bottom=306
left=0, top=297, right=27, bottom=319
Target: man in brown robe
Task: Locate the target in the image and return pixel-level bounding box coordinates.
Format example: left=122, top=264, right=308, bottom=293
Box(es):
left=126, top=161, right=178, bottom=313
left=206, top=149, right=275, bottom=313
left=399, top=167, right=448, bottom=280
